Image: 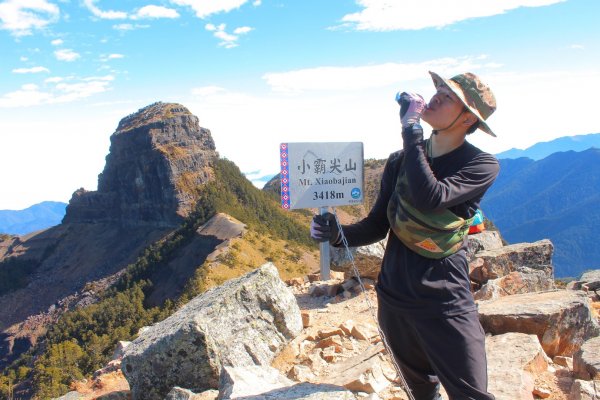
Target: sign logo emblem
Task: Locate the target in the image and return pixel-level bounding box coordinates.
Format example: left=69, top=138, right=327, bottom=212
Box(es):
left=351, top=188, right=361, bottom=199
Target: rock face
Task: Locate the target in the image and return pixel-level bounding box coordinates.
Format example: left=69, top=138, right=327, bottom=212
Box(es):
left=474, top=268, right=554, bottom=301
left=478, top=290, right=600, bottom=357
left=466, top=230, right=504, bottom=261
left=121, top=263, right=302, bottom=400
left=64, top=102, right=218, bottom=227
left=486, top=333, right=550, bottom=400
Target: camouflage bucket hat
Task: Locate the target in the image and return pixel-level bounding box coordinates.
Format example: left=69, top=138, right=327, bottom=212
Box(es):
left=429, top=71, right=497, bottom=137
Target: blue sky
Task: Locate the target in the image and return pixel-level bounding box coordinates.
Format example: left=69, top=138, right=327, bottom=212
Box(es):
left=1, top=0, right=598, bottom=210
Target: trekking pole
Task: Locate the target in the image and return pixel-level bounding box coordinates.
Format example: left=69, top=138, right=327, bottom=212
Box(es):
left=332, top=208, right=416, bottom=400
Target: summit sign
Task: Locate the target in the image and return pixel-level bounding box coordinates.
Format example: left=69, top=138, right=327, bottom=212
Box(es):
left=280, top=142, right=364, bottom=209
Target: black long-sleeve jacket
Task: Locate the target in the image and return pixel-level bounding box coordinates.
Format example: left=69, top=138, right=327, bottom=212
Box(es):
left=339, top=130, right=499, bottom=317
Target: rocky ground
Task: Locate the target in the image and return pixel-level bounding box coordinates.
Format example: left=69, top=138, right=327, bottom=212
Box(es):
left=65, top=270, right=598, bottom=400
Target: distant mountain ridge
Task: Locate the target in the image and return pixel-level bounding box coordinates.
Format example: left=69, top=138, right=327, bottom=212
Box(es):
left=496, top=132, right=600, bottom=160
left=0, top=201, right=67, bottom=235
left=482, top=148, right=600, bottom=278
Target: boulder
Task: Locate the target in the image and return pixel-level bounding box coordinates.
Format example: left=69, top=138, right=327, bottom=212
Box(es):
left=581, top=270, right=600, bottom=282
left=568, top=379, right=600, bottom=400
left=330, top=239, right=386, bottom=280
left=486, top=333, right=550, bottom=400
left=466, top=230, right=504, bottom=261
left=479, top=290, right=600, bottom=357
left=474, top=268, right=554, bottom=301
left=470, top=240, right=553, bottom=284
left=573, top=336, right=600, bottom=380
left=122, top=263, right=302, bottom=400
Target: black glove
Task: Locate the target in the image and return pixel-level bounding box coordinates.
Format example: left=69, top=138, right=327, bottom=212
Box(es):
left=310, top=212, right=340, bottom=244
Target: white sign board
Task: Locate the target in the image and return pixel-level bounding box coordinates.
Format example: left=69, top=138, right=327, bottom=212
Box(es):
left=280, top=142, right=364, bottom=209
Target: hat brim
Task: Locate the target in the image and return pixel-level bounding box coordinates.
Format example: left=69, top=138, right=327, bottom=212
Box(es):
left=429, top=71, right=496, bottom=137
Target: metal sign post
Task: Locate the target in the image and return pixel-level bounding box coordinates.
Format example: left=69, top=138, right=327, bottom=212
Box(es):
left=280, top=142, right=363, bottom=280
left=319, top=206, right=331, bottom=280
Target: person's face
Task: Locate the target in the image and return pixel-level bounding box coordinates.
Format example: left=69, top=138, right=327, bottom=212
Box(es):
left=422, top=85, right=466, bottom=130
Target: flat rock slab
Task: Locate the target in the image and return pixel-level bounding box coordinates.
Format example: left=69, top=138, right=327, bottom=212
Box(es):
left=486, top=333, right=549, bottom=400
left=219, top=366, right=294, bottom=399
left=479, top=290, right=599, bottom=357
left=573, top=336, right=600, bottom=380
left=227, top=383, right=356, bottom=400
left=165, top=387, right=219, bottom=400
left=122, top=263, right=302, bottom=400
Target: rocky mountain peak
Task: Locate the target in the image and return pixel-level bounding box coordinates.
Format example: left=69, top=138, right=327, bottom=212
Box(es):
left=114, top=102, right=193, bottom=134
left=63, top=102, right=218, bottom=227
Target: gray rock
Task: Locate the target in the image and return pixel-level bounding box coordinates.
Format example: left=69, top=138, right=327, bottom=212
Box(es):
left=122, top=263, right=302, bottom=400
left=567, top=270, right=600, bottom=292
left=573, top=336, right=600, bottom=380
left=227, top=383, right=356, bottom=399
left=568, top=380, right=600, bottom=400
left=470, top=240, right=554, bottom=284
left=580, top=270, right=600, bottom=282
left=219, top=365, right=294, bottom=399
left=486, top=333, right=550, bottom=400
left=330, top=239, right=386, bottom=280
left=52, top=391, right=84, bottom=400
left=466, top=230, right=504, bottom=261
left=165, top=387, right=218, bottom=400
left=474, top=268, right=554, bottom=301
left=479, top=290, right=600, bottom=357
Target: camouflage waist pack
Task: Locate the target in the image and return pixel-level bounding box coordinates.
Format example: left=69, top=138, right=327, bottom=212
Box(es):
left=387, top=162, right=474, bottom=259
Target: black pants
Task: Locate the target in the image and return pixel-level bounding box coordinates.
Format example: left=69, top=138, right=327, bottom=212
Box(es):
left=378, top=298, right=495, bottom=400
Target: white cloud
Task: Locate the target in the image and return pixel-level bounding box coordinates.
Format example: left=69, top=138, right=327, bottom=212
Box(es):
left=54, top=48, right=80, bottom=61
left=83, top=0, right=127, bottom=19
left=205, top=23, right=253, bottom=48
left=132, top=5, right=179, bottom=19
left=51, top=38, right=63, bottom=45
left=0, top=0, right=60, bottom=36
left=570, top=44, right=585, bottom=50
left=12, top=66, right=50, bottom=74
left=252, top=0, right=261, bottom=6
left=170, top=0, right=249, bottom=18
left=100, top=53, right=124, bottom=62
left=20, top=56, right=29, bottom=61
left=191, top=85, right=226, bottom=96
left=0, top=83, right=52, bottom=107
left=0, top=75, right=114, bottom=107
left=263, top=56, right=488, bottom=93
left=339, top=0, right=567, bottom=31
left=233, top=26, right=252, bottom=34
left=44, top=76, right=63, bottom=83
left=112, top=23, right=149, bottom=31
